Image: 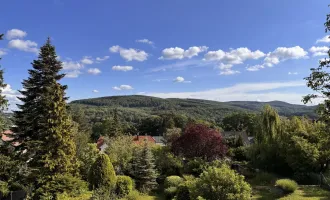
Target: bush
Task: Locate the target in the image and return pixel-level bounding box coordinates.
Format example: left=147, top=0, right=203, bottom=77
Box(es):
left=275, top=179, right=298, bottom=194
left=88, top=153, right=117, bottom=191
left=192, top=165, right=252, bottom=200
left=116, top=176, right=133, bottom=197
left=184, top=158, right=205, bottom=176
left=125, top=190, right=140, bottom=200
left=164, top=187, right=177, bottom=199
left=153, top=146, right=183, bottom=177
left=164, top=176, right=183, bottom=189
left=176, top=184, right=191, bottom=200
left=56, top=192, right=92, bottom=200
left=232, top=146, right=248, bottom=161
left=0, top=181, right=9, bottom=197
left=36, top=174, right=88, bottom=198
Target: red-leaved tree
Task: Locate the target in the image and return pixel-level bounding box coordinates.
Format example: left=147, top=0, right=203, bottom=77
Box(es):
left=171, top=124, right=227, bottom=161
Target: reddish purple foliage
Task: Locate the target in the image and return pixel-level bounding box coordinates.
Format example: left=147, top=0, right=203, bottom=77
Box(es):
left=171, top=124, right=227, bottom=161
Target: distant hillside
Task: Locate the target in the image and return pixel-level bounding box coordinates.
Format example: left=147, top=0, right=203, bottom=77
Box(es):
left=70, top=95, right=318, bottom=123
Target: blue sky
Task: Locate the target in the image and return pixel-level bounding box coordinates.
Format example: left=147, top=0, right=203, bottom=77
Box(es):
left=0, top=0, right=329, bottom=110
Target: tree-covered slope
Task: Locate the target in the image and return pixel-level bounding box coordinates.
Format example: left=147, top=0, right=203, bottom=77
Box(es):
left=70, top=95, right=318, bottom=123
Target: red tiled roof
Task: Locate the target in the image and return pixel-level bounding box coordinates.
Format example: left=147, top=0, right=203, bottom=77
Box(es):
left=1, top=130, right=20, bottom=147
left=1, top=130, right=14, bottom=142
left=132, top=135, right=156, bottom=145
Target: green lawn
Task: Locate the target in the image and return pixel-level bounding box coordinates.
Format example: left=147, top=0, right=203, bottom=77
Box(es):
left=252, top=185, right=330, bottom=200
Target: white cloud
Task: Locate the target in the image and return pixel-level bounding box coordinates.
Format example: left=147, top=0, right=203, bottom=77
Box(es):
left=204, top=47, right=265, bottom=64
left=173, top=76, right=191, bottom=83
left=309, top=46, right=329, bottom=57
left=109, top=45, right=148, bottom=61
left=87, top=68, right=101, bottom=75
left=92, top=90, right=99, bottom=93
left=246, top=65, right=264, bottom=71
left=217, top=63, right=233, bottom=70
left=316, top=35, right=330, bottom=43
left=153, top=79, right=168, bottom=82
left=159, top=46, right=208, bottom=60
left=8, top=39, right=38, bottom=53
left=264, top=46, right=308, bottom=67
left=174, top=76, right=185, bottom=82
left=65, top=70, right=81, bottom=78
left=112, top=85, right=134, bottom=91
left=150, top=59, right=212, bottom=72
left=2, top=84, right=22, bottom=111
left=136, top=39, right=154, bottom=45
left=0, top=49, right=7, bottom=56
left=112, top=65, right=133, bottom=72
left=96, top=56, right=109, bottom=62
left=288, top=72, right=298, bottom=75
left=6, top=29, right=27, bottom=40
left=146, top=81, right=310, bottom=105
left=62, top=61, right=83, bottom=70
left=220, top=69, right=240, bottom=75
left=81, top=56, right=93, bottom=65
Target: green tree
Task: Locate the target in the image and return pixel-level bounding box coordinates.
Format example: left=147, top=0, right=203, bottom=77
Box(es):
left=77, top=143, right=99, bottom=181
left=12, top=38, right=79, bottom=198
left=88, top=153, right=117, bottom=192
left=104, top=135, right=135, bottom=174
left=131, top=143, right=157, bottom=193
left=192, top=165, right=252, bottom=200
left=221, top=112, right=257, bottom=135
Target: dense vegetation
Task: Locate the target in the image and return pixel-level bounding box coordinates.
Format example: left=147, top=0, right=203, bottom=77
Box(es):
left=2, top=4, right=330, bottom=200
left=70, top=95, right=317, bottom=125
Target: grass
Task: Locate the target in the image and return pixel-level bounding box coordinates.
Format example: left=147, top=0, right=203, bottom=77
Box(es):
left=252, top=185, right=330, bottom=200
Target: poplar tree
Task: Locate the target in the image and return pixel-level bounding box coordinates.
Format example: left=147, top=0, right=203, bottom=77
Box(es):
left=13, top=38, right=78, bottom=198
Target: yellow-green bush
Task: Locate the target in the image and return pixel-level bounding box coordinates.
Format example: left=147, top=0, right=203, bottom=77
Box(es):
left=275, top=179, right=298, bottom=193
left=116, top=175, right=133, bottom=197
left=192, top=165, right=252, bottom=200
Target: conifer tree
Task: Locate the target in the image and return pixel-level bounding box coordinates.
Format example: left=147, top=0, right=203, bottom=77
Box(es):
left=0, top=33, right=8, bottom=132
left=132, top=142, right=157, bottom=193
left=12, top=38, right=78, bottom=198
left=88, top=153, right=117, bottom=193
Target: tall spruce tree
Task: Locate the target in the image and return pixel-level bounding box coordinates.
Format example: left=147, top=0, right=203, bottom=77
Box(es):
left=13, top=38, right=78, bottom=198
left=132, top=142, right=157, bottom=193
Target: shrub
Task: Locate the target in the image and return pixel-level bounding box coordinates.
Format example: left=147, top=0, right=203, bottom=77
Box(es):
left=176, top=184, right=191, bottom=200
left=0, top=181, right=9, bottom=197
left=184, top=158, right=205, bottom=176
left=125, top=190, right=141, bottom=200
left=275, top=179, right=298, bottom=194
left=192, top=165, right=252, bottom=200
left=232, top=146, right=248, bottom=161
left=164, top=176, right=183, bottom=189
left=164, top=187, right=177, bottom=199
left=116, top=176, right=133, bottom=197
left=36, top=174, right=88, bottom=198
left=56, top=192, right=92, bottom=200
left=153, top=146, right=183, bottom=177
left=88, top=153, right=117, bottom=192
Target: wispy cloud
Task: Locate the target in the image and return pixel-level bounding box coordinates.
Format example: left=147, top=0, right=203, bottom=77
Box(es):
left=145, top=80, right=311, bottom=105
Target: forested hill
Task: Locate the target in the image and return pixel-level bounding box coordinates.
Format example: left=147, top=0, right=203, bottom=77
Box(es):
left=70, top=95, right=318, bottom=121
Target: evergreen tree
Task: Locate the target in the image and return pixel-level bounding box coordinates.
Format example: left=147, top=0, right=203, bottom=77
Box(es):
left=132, top=143, right=157, bottom=193
left=88, top=153, right=117, bottom=192
left=12, top=38, right=79, bottom=198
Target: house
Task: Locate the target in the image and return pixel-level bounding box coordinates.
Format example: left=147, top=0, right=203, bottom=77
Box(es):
left=96, top=136, right=108, bottom=152
left=222, top=131, right=251, bottom=146
left=152, top=136, right=165, bottom=146
left=132, top=135, right=156, bottom=145
left=1, top=129, right=20, bottom=147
